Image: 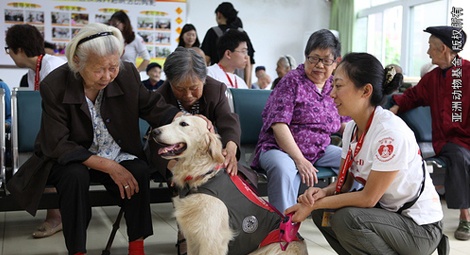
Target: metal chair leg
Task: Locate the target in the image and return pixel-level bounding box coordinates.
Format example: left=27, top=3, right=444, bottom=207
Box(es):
left=101, top=207, right=125, bottom=255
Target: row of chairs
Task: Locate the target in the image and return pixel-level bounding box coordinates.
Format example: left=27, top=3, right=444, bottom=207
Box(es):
left=1, top=88, right=446, bottom=203
left=0, top=87, right=338, bottom=210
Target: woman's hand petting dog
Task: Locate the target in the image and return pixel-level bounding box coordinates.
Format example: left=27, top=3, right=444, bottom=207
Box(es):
left=223, top=141, right=238, bottom=176
left=194, top=114, right=215, bottom=133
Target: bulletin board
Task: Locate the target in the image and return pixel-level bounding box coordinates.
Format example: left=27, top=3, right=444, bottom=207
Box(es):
left=1, top=0, right=187, bottom=66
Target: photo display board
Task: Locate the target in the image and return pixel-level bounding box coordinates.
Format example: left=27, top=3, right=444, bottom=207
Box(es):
left=1, top=0, right=187, bottom=66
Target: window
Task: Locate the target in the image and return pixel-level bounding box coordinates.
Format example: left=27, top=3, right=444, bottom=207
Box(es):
left=409, top=1, right=448, bottom=76
left=355, top=0, right=451, bottom=77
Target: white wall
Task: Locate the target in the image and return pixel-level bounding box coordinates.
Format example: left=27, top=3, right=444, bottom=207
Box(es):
left=0, top=0, right=331, bottom=88
left=187, top=0, right=331, bottom=82
left=0, top=67, right=28, bottom=89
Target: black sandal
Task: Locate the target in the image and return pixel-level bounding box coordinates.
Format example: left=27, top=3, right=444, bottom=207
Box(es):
left=176, top=231, right=187, bottom=255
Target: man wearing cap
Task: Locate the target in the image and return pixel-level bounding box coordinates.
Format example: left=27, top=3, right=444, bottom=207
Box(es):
left=142, top=62, right=164, bottom=91
left=390, top=26, right=470, bottom=241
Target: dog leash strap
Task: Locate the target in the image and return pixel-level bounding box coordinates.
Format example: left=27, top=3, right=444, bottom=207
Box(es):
left=279, top=213, right=301, bottom=251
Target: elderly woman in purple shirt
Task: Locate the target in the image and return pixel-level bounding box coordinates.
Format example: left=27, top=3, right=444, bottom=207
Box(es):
left=251, top=29, right=348, bottom=213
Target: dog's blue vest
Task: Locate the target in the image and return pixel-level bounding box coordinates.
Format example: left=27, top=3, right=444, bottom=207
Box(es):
left=180, top=170, right=283, bottom=255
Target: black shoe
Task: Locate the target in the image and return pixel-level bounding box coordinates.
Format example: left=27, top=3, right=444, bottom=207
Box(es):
left=455, top=220, right=470, bottom=241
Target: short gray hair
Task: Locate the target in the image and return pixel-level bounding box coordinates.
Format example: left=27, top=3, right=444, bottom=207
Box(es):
left=304, top=29, right=341, bottom=59
left=164, top=47, right=207, bottom=85
left=65, top=23, right=124, bottom=74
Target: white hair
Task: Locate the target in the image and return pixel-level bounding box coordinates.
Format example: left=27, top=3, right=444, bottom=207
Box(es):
left=65, top=23, right=124, bottom=74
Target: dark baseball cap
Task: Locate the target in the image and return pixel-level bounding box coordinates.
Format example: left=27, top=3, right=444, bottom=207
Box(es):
left=424, top=26, right=466, bottom=52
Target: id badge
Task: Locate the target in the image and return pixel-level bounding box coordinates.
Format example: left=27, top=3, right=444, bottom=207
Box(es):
left=321, top=210, right=335, bottom=227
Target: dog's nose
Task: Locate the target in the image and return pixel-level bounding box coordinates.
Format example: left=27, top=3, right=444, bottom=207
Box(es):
left=151, top=128, right=161, bottom=138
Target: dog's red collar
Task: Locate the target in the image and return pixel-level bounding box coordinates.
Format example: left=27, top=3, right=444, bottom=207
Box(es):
left=184, top=164, right=224, bottom=182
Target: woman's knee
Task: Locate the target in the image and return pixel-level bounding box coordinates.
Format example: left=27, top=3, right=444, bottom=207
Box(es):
left=56, top=163, right=90, bottom=186
left=330, top=207, right=359, bottom=234
left=122, top=159, right=150, bottom=185
left=260, top=150, right=296, bottom=177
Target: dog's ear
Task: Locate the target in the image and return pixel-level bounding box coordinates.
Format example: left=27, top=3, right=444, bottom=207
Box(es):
left=205, top=132, right=225, bottom=164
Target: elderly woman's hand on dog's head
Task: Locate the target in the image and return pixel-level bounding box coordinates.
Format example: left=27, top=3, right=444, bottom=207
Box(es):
left=174, top=112, right=215, bottom=134
left=195, top=114, right=215, bottom=134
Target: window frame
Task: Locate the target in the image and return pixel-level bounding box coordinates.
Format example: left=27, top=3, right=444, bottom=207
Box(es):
left=355, top=0, right=450, bottom=77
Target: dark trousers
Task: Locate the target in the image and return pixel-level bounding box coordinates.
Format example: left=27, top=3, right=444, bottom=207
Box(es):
left=47, top=159, right=153, bottom=255
left=312, top=207, right=442, bottom=255
left=439, top=142, right=470, bottom=209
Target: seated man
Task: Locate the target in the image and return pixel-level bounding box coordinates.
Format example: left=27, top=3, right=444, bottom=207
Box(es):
left=251, top=66, right=271, bottom=89
left=142, top=62, right=164, bottom=91
left=206, top=29, right=249, bottom=89
left=390, top=25, right=470, bottom=241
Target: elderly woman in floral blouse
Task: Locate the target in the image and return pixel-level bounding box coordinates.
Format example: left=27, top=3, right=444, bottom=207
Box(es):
left=251, top=29, right=349, bottom=213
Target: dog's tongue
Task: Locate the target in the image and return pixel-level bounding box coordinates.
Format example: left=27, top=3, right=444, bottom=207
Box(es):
left=158, top=143, right=185, bottom=156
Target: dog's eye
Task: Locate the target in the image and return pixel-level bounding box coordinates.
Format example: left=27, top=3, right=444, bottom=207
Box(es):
left=179, top=121, right=189, bottom=127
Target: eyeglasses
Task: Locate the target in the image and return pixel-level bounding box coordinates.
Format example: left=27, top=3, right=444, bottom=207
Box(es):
left=306, top=56, right=335, bottom=66
left=4, top=46, right=9, bottom=54
left=233, top=49, right=248, bottom=55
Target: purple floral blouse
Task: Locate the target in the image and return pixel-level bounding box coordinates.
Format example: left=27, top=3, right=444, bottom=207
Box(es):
left=251, top=64, right=348, bottom=169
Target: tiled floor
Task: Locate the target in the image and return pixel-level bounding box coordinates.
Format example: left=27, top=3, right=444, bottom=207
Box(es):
left=0, top=199, right=468, bottom=254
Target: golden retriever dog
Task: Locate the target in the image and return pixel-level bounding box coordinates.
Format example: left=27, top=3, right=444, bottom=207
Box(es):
left=152, top=115, right=308, bottom=255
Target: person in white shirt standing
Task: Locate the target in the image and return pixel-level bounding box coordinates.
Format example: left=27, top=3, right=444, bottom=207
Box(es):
left=109, top=10, right=150, bottom=72
left=206, top=28, right=249, bottom=89
left=6, top=24, right=67, bottom=238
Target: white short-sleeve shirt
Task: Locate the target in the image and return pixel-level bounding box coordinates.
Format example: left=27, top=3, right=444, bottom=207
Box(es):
left=341, top=106, right=443, bottom=225
left=207, top=63, right=248, bottom=89
left=121, top=33, right=150, bottom=65
left=27, top=54, right=66, bottom=89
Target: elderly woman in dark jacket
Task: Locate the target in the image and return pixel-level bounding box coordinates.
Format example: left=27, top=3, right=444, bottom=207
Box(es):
left=8, top=23, right=181, bottom=255
left=150, top=47, right=241, bottom=255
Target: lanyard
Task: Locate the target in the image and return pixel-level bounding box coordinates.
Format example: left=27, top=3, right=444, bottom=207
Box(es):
left=218, top=64, right=238, bottom=88
left=34, top=54, right=44, bottom=91
left=335, top=108, right=375, bottom=194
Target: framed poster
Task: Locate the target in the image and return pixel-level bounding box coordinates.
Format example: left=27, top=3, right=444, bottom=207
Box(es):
left=1, top=0, right=187, bottom=66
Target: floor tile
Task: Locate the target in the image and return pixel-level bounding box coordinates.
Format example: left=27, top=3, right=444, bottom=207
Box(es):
left=0, top=200, right=468, bottom=254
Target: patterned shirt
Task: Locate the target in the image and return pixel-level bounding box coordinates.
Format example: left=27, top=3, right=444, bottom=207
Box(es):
left=87, top=90, right=137, bottom=163
left=251, top=64, right=347, bottom=168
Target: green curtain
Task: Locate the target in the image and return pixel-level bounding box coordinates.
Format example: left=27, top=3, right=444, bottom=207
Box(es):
left=330, top=0, right=355, bottom=56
